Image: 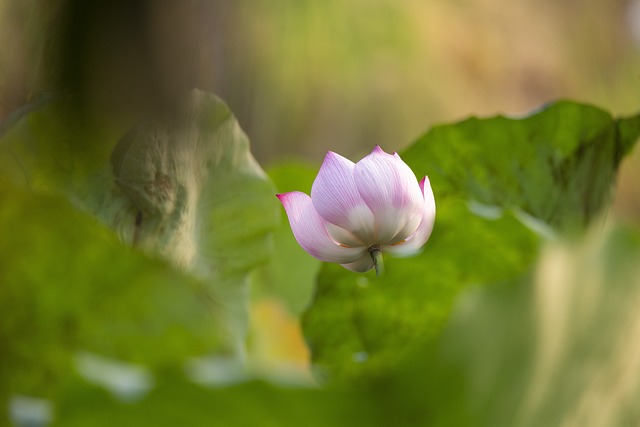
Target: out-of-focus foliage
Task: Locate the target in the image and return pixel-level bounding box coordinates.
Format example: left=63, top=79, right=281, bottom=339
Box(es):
left=2, top=89, right=640, bottom=425
left=403, top=102, right=640, bottom=230
left=0, top=182, right=220, bottom=406
left=52, top=378, right=378, bottom=427
left=46, top=211, right=640, bottom=427
left=101, top=91, right=280, bottom=357
left=0, top=91, right=278, bottom=424
left=373, top=224, right=640, bottom=427
left=247, top=163, right=319, bottom=378
left=0, top=94, right=122, bottom=197
left=303, top=101, right=640, bottom=383
left=304, top=201, right=540, bottom=382
left=2, top=0, right=640, bottom=425
left=254, top=163, right=320, bottom=315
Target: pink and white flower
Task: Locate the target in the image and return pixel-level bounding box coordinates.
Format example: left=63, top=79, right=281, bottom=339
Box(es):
left=277, top=146, right=435, bottom=272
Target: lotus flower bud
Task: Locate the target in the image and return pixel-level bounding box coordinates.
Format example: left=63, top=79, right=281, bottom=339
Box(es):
left=277, top=146, right=435, bottom=273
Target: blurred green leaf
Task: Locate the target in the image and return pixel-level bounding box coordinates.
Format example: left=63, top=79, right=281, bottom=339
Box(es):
left=0, top=91, right=279, bottom=421
left=0, top=90, right=279, bottom=357
left=100, top=90, right=280, bottom=356
left=0, top=181, right=219, bottom=419
left=0, top=94, right=126, bottom=198
left=304, top=199, right=540, bottom=382
left=303, top=101, right=640, bottom=383
left=253, top=162, right=320, bottom=314
left=53, top=377, right=377, bottom=427
left=616, top=113, right=640, bottom=157
left=375, top=224, right=640, bottom=427
left=3, top=89, right=639, bottom=425
left=403, top=101, right=640, bottom=231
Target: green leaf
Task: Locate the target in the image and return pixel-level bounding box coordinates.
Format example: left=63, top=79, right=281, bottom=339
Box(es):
left=616, top=112, right=640, bottom=157
left=253, top=162, right=321, bottom=314
left=378, top=224, right=640, bottom=426
left=0, top=91, right=279, bottom=421
left=100, top=90, right=280, bottom=356
left=403, top=101, right=640, bottom=231
left=0, top=95, right=125, bottom=198
left=0, top=181, right=220, bottom=420
left=53, top=377, right=377, bottom=427
left=0, top=90, right=279, bottom=358
left=303, top=199, right=540, bottom=382
left=303, top=101, right=640, bottom=383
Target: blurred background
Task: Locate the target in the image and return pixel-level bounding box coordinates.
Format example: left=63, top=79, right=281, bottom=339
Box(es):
left=1, top=0, right=639, bottom=165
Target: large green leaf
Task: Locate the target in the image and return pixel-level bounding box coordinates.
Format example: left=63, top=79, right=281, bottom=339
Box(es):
left=403, top=101, right=640, bottom=230
left=0, top=91, right=278, bottom=422
left=34, top=217, right=640, bottom=426
left=304, top=200, right=540, bottom=383
left=303, top=101, right=640, bottom=383
left=100, top=91, right=279, bottom=356
left=374, top=224, right=640, bottom=427
left=0, top=90, right=278, bottom=357
left=0, top=94, right=124, bottom=198
left=254, top=162, right=321, bottom=315
left=0, top=181, right=220, bottom=421
left=52, top=377, right=377, bottom=427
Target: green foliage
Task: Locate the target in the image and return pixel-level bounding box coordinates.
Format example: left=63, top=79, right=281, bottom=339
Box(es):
left=373, top=224, right=640, bottom=426
left=0, top=181, right=220, bottom=415
left=303, top=101, right=640, bottom=383
left=403, top=101, right=639, bottom=230
left=1, top=95, right=640, bottom=425
left=53, top=377, right=377, bottom=427
left=304, top=200, right=540, bottom=382
left=0, top=94, right=124, bottom=198
left=0, top=91, right=278, bottom=423
left=253, top=162, right=320, bottom=314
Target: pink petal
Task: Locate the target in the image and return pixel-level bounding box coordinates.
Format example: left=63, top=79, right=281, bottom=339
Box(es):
left=277, top=192, right=367, bottom=263
left=341, top=255, right=375, bottom=273
left=311, top=151, right=375, bottom=244
left=384, top=176, right=436, bottom=257
left=353, top=146, right=424, bottom=243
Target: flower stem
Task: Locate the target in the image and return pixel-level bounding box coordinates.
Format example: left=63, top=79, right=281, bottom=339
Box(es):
left=369, top=246, right=384, bottom=277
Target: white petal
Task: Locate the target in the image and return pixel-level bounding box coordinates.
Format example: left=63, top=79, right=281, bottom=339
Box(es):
left=277, top=192, right=367, bottom=263
left=324, top=222, right=364, bottom=248
left=341, top=254, right=374, bottom=272
left=384, top=177, right=436, bottom=257
left=311, top=152, right=375, bottom=244
left=354, top=146, right=424, bottom=243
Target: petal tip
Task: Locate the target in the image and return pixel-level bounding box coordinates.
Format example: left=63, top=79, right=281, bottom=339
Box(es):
left=419, top=176, right=433, bottom=191
left=370, top=145, right=399, bottom=159
left=276, top=193, right=290, bottom=208
left=320, top=151, right=353, bottom=170
left=276, top=191, right=305, bottom=207
left=324, top=150, right=347, bottom=162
